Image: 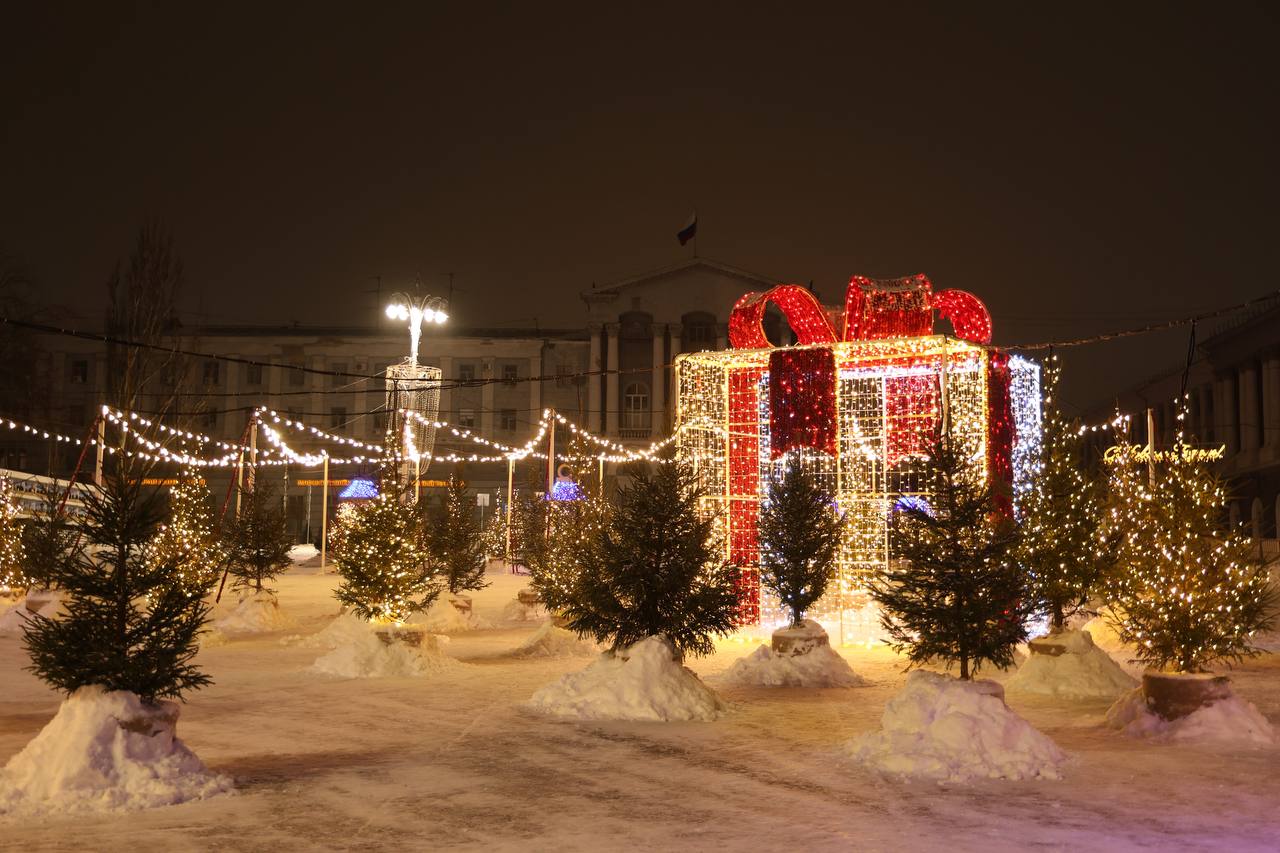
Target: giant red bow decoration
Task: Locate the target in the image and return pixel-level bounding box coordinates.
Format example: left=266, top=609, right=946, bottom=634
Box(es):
left=726, top=275, right=997, bottom=462
left=728, top=274, right=992, bottom=349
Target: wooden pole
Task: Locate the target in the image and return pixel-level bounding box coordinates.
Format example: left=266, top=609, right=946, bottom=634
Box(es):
left=546, top=412, right=556, bottom=495
left=247, top=412, right=258, bottom=493
left=1146, top=407, right=1156, bottom=488
left=320, top=455, right=329, bottom=570
left=93, top=410, right=105, bottom=487
left=598, top=455, right=604, bottom=495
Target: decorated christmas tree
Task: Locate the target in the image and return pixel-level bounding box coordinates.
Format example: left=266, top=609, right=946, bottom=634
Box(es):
left=148, top=467, right=224, bottom=597
left=0, top=476, right=27, bottom=595
left=327, top=501, right=360, bottom=557
left=1014, top=356, right=1113, bottom=631
left=479, top=501, right=508, bottom=561
left=563, top=462, right=739, bottom=659
left=334, top=477, right=443, bottom=623
left=17, top=491, right=81, bottom=594
left=758, top=457, right=844, bottom=627
left=1104, top=423, right=1276, bottom=673
left=427, top=477, right=488, bottom=595
left=22, top=464, right=211, bottom=703
left=871, top=430, right=1028, bottom=680
left=225, top=476, right=292, bottom=597
left=526, top=489, right=611, bottom=616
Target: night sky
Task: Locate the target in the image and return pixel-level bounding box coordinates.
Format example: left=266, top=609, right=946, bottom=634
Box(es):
left=3, top=4, right=1277, bottom=413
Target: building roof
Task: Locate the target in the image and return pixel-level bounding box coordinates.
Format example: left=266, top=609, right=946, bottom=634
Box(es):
left=582, top=257, right=782, bottom=303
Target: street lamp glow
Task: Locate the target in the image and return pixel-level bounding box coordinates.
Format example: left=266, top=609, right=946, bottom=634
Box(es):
left=385, top=292, right=448, bottom=365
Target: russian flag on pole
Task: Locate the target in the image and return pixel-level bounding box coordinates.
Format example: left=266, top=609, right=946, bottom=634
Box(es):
left=677, top=212, right=697, bottom=246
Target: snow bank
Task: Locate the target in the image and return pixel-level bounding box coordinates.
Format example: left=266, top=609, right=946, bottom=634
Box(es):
left=846, top=670, right=1068, bottom=782
left=0, top=602, right=34, bottom=635
left=308, top=623, right=460, bottom=679
left=526, top=636, right=724, bottom=722
left=212, top=593, right=294, bottom=636
left=286, top=611, right=372, bottom=649
left=1004, top=630, right=1137, bottom=700
left=501, top=596, right=547, bottom=624
left=1079, top=611, right=1133, bottom=658
left=1105, top=687, right=1276, bottom=746
left=723, top=643, right=866, bottom=688
left=288, top=544, right=318, bottom=563
left=408, top=598, right=493, bottom=633
left=512, top=621, right=600, bottom=659
left=0, top=686, right=231, bottom=814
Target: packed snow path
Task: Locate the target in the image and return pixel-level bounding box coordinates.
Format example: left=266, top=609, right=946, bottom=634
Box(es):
left=2, top=568, right=1278, bottom=852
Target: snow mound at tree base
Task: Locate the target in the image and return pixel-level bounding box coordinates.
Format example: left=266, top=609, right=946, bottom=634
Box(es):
left=723, top=643, right=867, bottom=688
left=512, top=621, right=600, bottom=659
left=1105, top=687, right=1276, bottom=746
left=846, top=670, right=1067, bottom=782
left=211, top=593, right=294, bottom=636
left=526, top=636, right=725, bottom=722
left=0, top=602, right=34, bottom=635
left=408, top=599, right=493, bottom=633
left=501, top=597, right=547, bottom=624
left=1005, top=630, right=1137, bottom=700
left=309, top=625, right=460, bottom=678
left=0, top=686, right=232, bottom=814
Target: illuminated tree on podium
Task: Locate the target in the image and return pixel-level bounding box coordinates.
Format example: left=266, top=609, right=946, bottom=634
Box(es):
left=149, top=467, right=224, bottom=597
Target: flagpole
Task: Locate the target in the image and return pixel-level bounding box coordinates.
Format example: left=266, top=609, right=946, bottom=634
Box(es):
left=693, top=208, right=698, bottom=258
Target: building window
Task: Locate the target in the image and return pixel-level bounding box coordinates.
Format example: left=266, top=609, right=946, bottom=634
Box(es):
left=69, top=359, right=89, bottom=384
left=372, top=411, right=387, bottom=434
left=288, top=362, right=306, bottom=387
left=501, top=364, right=518, bottom=385
left=459, top=409, right=477, bottom=429
left=330, top=362, right=347, bottom=387
left=202, top=410, right=218, bottom=431
left=458, top=363, right=475, bottom=383
left=330, top=407, right=347, bottom=431
left=500, top=409, right=517, bottom=431
left=202, top=361, right=220, bottom=386
left=246, top=363, right=264, bottom=386
left=556, top=364, right=572, bottom=387
left=623, top=383, right=651, bottom=431
left=683, top=316, right=715, bottom=351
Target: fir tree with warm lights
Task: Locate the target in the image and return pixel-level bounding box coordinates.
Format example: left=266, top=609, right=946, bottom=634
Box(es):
left=17, top=491, right=81, bottom=594
left=1014, top=356, right=1113, bottom=632
left=334, top=479, right=443, bottom=623
left=225, top=476, right=292, bottom=597
left=1104, top=427, right=1276, bottom=674
left=563, top=462, right=739, bottom=659
left=148, top=467, right=224, bottom=597
left=427, top=476, right=488, bottom=595
left=527, top=489, right=611, bottom=616
left=871, top=430, right=1028, bottom=680
left=758, top=457, right=843, bottom=627
left=22, top=463, right=212, bottom=703
left=0, top=476, right=27, bottom=595
left=479, top=507, right=507, bottom=562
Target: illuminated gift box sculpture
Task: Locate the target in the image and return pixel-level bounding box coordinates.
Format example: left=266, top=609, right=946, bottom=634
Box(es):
left=674, top=275, right=1041, bottom=636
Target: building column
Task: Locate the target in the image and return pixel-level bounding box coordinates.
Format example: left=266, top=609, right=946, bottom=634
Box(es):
left=529, top=350, right=542, bottom=418
left=481, top=357, right=495, bottom=438
left=651, top=326, right=666, bottom=435
left=605, top=323, right=620, bottom=436
left=1214, top=371, right=1239, bottom=455
left=668, top=325, right=683, bottom=429
left=1262, top=354, right=1280, bottom=448
left=438, top=356, right=453, bottom=425
left=1240, top=362, right=1261, bottom=452
left=587, top=325, right=602, bottom=433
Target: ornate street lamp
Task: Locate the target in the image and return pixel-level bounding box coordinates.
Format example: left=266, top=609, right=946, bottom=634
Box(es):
left=383, top=292, right=447, bottom=493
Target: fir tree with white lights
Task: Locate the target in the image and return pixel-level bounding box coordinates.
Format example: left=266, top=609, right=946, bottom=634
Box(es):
left=22, top=464, right=211, bottom=703
left=225, top=476, right=292, bottom=597
left=527, top=489, right=611, bottom=616
left=1104, top=422, right=1276, bottom=673
left=1014, top=356, right=1113, bottom=631
left=0, top=476, right=27, bottom=595
left=758, top=457, right=843, bottom=627
left=563, top=462, right=739, bottom=659
left=149, top=467, right=224, bottom=597
left=871, top=430, right=1028, bottom=680
left=334, top=479, right=443, bottom=623
left=427, top=476, right=488, bottom=595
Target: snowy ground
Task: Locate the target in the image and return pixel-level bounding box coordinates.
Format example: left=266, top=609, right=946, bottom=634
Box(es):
left=2, top=562, right=1279, bottom=852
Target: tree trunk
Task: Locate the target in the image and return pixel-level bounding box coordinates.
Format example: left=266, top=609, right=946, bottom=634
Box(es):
left=959, top=655, right=970, bottom=680
left=1051, top=602, right=1064, bottom=633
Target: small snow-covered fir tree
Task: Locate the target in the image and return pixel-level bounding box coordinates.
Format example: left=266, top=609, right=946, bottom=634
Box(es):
left=22, top=463, right=211, bottom=703
left=758, top=457, right=843, bottom=627
left=334, top=477, right=443, bottom=623
left=1014, top=356, right=1113, bottom=631
left=563, top=462, right=739, bottom=659
left=225, top=476, right=292, bottom=596
left=327, top=501, right=360, bottom=556
left=149, top=467, right=223, bottom=597
left=0, top=476, right=28, bottom=594
left=871, top=430, right=1028, bottom=680
left=1105, top=423, right=1276, bottom=673
left=427, top=477, right=488, bottom=595
left=479, top=502, right=508, bottom=561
